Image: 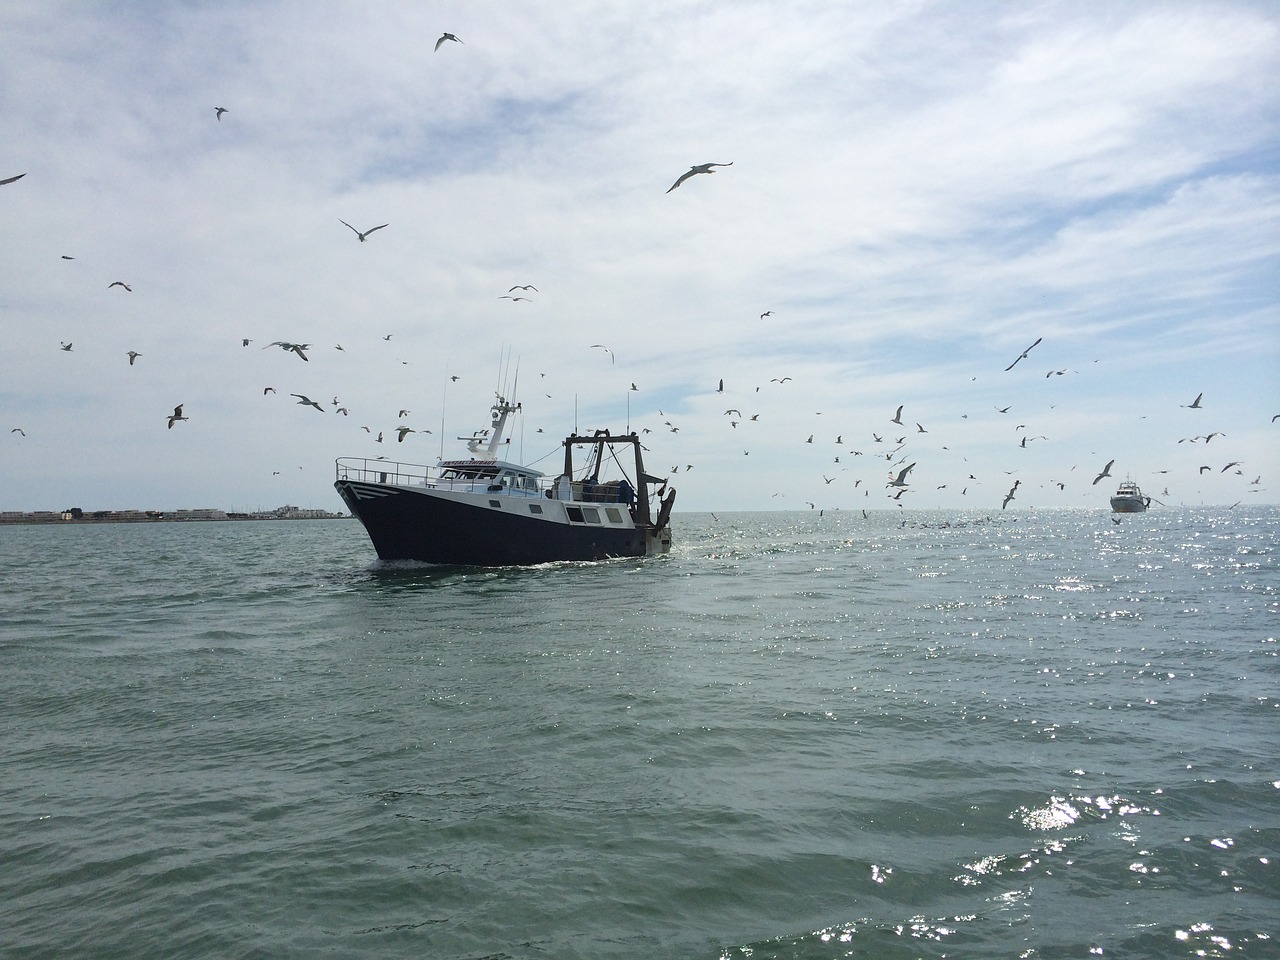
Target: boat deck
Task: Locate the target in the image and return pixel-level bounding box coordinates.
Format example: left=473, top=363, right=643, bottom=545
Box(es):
left=334, top=457, right=637, bottom=505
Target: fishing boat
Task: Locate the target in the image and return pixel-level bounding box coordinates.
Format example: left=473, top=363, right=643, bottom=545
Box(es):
left=334, top=394, right=675, bottom=565
left=1109, top=479, right=1151, bottom=513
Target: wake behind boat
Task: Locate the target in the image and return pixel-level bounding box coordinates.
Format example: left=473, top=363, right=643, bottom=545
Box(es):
left=334, top=395, right=675, bottom=566
left=1110, top=479, right=1151, bottom=513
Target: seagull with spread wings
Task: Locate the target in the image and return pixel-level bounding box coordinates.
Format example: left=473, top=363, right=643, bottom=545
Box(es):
left=887, top=462, right=916, bottom=487
left=291, top=394, right=325, bottom=412
left=265, top=341, right=310, bottom=361
left=1004, top=337, right=1042, bottom=371
left=665, top=162, right=732, bottom=193
left=1092, top=459, right=1115, bottom=485
left=339, top=220, right=388, bottom=242
left=435, top=32, right=463, bottom=50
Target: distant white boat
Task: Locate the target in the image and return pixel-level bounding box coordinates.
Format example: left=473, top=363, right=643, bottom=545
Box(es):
left=1110, top=479, right=1151, bottom=513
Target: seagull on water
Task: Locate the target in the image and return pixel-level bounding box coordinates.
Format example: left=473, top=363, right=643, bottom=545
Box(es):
left=435, top=32, right=462, bottom=50
left=1004, top=337, right=1042, bottom=371
left=1092, top=459, right=1115, bottom=485
left=166, top=404, right=187, bottom=429
left=665, top=162, right=732, bottom=193
left=291, top=394, right=325, bottom=412
left=339, top=219, right=388, bottom=242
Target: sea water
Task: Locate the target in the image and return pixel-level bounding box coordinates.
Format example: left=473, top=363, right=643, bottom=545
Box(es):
left=1, top=508, right=1277, bottom=959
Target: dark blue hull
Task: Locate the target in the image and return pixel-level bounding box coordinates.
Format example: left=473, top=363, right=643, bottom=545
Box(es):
left=335, top=480, right=656, bottom=566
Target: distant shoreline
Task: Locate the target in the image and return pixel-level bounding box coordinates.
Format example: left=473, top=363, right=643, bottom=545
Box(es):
left=0, top=506, right=348, bottom=526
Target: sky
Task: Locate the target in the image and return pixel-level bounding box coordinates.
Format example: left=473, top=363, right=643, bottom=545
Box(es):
left=2, top=0, right=1278, bottom=514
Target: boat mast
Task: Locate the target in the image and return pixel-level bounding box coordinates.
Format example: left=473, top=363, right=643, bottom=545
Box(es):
left=464, top=394, right=521, bottom=460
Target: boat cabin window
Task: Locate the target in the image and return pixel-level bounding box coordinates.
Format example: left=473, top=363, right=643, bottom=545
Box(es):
left=529, top=504, right=543, bottom=515
left=441, top=465, right=500, bottom=482
left=605, top=508, right=623, bottom=524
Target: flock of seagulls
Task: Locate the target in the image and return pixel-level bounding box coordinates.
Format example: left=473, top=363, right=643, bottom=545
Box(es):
left=2, top=29, right=1269, bottom=513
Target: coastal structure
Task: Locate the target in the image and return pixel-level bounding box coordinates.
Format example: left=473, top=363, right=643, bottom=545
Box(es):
left=0, top=505, right=346, bottom=525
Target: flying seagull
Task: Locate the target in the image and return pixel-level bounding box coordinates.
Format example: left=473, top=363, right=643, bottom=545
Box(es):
left=11, top=427, right=26, bottom=436
left=60, top=341, right=73, bottom=351
left=665, top=162, right=733, bottom=193
left=0, top=173, right=26, bottom=185
left=339, top=219, right=388, bottom=242
left=109, top=281, right=132, bottom=292
left=590, top=344, right=614, bottom=363
left=166, top=404, right=187, bottom=429
left=215, top=107, right=228, bottom=121
left=1004, top=337, right=1043, bottom=371
left=1002, top=480, right=1020, bottom=509
left=127, top=351, right=141, bottom=366
left=508, top=285, right=538, bottom=292
left=1182, top=392, right=1203, bottom=409
left=887, top=462, right=916, bottom=487
left=264, top=341, right=310, bottom=361
left=1091, top=459, right=1115, bottom=485
left=435, top=32, right=463, bottom=50
left=396, top=426, right=416, bottom=442
left=890, top=405, right=904, bottom=425
left=291, top=394, right=325, bottom=412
